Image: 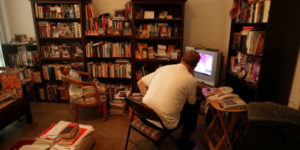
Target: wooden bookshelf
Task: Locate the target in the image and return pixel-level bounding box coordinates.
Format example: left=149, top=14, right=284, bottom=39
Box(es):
left=135, top=59, right=180, bottom=63
left=226, top=0, right=300, bottom=105
left=36, top=18, right=81, bottom=22
left=30, top=0, right=86, bottom=102
left=41, top=57, right=84, bottom=61
left=131, top=0, right=186, bottom=91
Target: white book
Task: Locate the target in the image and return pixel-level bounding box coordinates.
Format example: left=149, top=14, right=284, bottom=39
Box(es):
left=262, top=0, right=271, bottom=23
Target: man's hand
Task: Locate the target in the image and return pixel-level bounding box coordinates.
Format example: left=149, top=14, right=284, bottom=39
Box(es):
left=137, top=80, right=148, bottom=95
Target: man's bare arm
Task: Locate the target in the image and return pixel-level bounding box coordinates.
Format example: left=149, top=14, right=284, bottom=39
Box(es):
left=137, top=79, right=148, bottom=95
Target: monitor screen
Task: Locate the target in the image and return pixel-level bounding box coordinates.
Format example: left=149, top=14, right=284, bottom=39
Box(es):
left=194, top=52, right=213, bottom=76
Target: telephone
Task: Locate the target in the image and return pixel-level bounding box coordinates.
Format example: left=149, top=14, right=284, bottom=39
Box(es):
left=218, top=94, right=247, bottom=110
left=207, top=93, right=239, bottom=101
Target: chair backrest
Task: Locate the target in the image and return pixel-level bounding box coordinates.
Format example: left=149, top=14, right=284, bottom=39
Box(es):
left=126, top=97, right=161, bottom=122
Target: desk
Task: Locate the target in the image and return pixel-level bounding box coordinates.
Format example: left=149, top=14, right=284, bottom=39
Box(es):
left=205, top=101, right=247, bottom=150
left=0, top=98, right=32, bottom=130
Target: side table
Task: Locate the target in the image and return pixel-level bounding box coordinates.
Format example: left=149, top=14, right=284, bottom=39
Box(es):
left=205, top=101, right=247, bottom=150
left=0, top=98, right=32, bottom=130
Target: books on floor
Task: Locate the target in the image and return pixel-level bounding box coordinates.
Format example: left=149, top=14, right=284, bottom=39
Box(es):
left=36, top=120, right=95, bottom=148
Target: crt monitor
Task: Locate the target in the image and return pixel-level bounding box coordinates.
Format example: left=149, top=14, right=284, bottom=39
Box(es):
left=185, top=46, right=222, bottom=87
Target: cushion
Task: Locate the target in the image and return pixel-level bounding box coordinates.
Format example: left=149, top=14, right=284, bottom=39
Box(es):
left=131, top=118, right=162, bottom=141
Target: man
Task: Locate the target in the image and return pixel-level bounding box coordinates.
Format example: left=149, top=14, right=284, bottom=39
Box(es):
left=137, top=50, right=201, bottom=149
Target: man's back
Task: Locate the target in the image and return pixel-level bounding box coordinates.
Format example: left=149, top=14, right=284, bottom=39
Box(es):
left=142, top=64, right=197, bottom=129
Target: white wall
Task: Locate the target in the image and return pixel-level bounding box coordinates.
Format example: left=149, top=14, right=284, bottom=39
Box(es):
left=184, top=0, right=232, bottom=82
left=1, top=0, right=35, bottom=41
left=288, top=49, right=300, bottom=110
left=92, top=0, right=128, bottom=16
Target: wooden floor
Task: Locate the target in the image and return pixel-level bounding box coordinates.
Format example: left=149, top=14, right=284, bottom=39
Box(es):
left=0, top=102, right=209, bottom=150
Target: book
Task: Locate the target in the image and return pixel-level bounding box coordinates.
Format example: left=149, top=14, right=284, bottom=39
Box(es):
left=59, top=123, right=79, bottom=140
left=85, top=41, right=131, bottom=58
left=36, top=121, right=95, bottom=147
left=87, top=62, right=131, bottom=79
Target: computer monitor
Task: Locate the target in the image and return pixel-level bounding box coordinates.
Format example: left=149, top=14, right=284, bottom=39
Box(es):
left=185, top=46, right=222, bottom=87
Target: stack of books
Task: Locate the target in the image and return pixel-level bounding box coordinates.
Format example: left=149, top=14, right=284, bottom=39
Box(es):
left=8, top=46, right=39, bottom=67
left=38, top=22, right=81, bottom=38
left=35, top=121, right=95, bottom=149
left=87, top=60, right=131, bottom=79
left=34, top=4, right=80, bottom=19
left=86, top=41, right=131, bottom=58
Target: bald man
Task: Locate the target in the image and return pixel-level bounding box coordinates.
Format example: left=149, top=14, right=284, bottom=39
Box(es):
left=138, top=50, right=201, bottom=149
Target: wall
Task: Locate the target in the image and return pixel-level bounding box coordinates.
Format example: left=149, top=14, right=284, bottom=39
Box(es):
left=184, top=0, right=232, bottom=82
left=288, top=49, right=300, bottom=110
left=1, top=0, right=35, bottom=41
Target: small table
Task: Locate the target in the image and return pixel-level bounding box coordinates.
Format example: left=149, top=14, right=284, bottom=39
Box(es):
left=0, top=98, right=32, bottom=130
left=205, top=101, right=247, bottom=150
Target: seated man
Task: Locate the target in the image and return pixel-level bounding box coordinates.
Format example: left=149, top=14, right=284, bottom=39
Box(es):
left=137, top=50, right=200, bottom=149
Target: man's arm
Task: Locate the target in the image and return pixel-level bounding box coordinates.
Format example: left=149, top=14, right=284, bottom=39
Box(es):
left=137, top=79, right=148, bottom=95
left=137, top=69, right=159, bottom=95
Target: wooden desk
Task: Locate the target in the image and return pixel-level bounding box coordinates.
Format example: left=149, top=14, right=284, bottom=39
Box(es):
left=0, top=98, right=32, bottom=130
left=205, top=101, right=247, bottom=150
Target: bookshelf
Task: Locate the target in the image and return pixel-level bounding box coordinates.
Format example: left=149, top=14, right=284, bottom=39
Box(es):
left=131, top=0, right=187, bottom=91
left=30, top=0, right=86, bottom=102
left=225, top=0, right=300, bottom=105
left=1, top=43, right=42, bottom=101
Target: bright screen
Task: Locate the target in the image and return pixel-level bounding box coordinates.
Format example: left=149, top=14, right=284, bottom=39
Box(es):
left=194, top=52, right=213, bottom=76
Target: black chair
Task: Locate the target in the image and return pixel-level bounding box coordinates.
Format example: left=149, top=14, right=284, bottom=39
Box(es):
left=124, top=97, right=180, bottom=150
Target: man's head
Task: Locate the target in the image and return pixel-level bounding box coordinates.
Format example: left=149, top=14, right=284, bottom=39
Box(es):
left=181, top=50, right=201, bottom=70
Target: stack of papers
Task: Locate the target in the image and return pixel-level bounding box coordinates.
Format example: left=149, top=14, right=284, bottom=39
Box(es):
left=36, top=121, right=95, bottom=148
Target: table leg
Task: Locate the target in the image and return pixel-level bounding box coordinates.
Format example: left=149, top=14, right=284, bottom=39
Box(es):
left=25, top=107, right=33, bottom=123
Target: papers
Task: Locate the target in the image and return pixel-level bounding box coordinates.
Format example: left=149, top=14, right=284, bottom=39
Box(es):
left=50, top=144, right=76, bottom=150
left=41, top=121, right=70, bottom=139
left=20, top=144, right=50, bottom=150
left=37, top=120, right=95, bottom=147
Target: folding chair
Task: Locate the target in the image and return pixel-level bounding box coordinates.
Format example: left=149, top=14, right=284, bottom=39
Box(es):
left=124, top=97, right=180, bottom=150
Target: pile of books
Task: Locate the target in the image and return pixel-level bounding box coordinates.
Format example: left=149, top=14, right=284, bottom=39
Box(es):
left=35, top=121, right=95, bottom=149
left=8, top=46, right=39, bottom=67
left=42, top=63, right=84, bottom=81
left=85, top=3, right=132, bottom=36
left=87, top=60, right=131, bottom=79
left=230, top=52, right=261, bottom=85
left=41, top=43, right=83, bottom=58
left=136, top=23, right=180, bottom=38
left=38, top=22, right=81, bottom=38
left=231, top=26, right=266, bottom=56
left=234, top=0, right=271, bottom=24
left=136, top=43, right=179, bottom=60
left=34, top=4, right=80, bottom=19
left=86, top=41, right=131, bottom=58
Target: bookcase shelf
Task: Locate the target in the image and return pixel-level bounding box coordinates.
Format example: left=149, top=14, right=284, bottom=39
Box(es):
left=39, top=37, right=82, bottom=40
left=135, top=37, right=182, bottom=41
left=30, top=0, right=86, bottom=102
left=85, top=35, right=131, bottom=40
left=131, top=0, right=186, bottom=91
left=230, top=49, right=263, bottom=59
left=86, top=57, right=131, bottom=60
left=227, top=71, right=258, bottom=91
left=41, top=57, right=84, bottom=61
left=36, top=18, right=81, bottom=22
left=231, top=23, right=267, bottom=27
left=226, top=0, right=299, bottom=105
left=135, top=59, right=179, bottom=63
left=135, top=18, right=182, bottom=22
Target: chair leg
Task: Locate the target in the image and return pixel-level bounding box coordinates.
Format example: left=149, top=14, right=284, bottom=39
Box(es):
left=124, top=126, right=132, bottom=150
left=73, top=105, right=78, bottom=122
left=103, top=102, right=108, bottom=121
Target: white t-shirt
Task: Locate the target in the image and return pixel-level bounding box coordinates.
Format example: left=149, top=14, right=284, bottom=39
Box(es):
left=142, top=63, right=197, bottom=129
